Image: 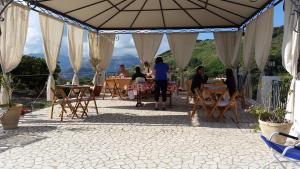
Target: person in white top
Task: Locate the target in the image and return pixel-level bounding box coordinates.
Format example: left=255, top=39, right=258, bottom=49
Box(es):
left=143, top=61, right=154, bottom=78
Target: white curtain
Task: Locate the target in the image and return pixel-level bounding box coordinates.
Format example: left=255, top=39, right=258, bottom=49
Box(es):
left=167, top=32, right=198, bottom=89
left=282, top=0, right=299, bottom=124
left=255, top=7, right=274, bottom=104
left=214, top=31, right=242, bottom=69
left=39, top=14, right=64, bottom=101
left=0, top=4, right=29, bottom=104
left=132, top=33, right=163, bottom=63
left=67, top=24, right=84, bottom=85
left=167, top=33, right=198, bottom=69
left=88, top=32, right=115, bottom=85
left=88, top=32, right=101, bottom=85
left=243, top=20, right=257, bottom=99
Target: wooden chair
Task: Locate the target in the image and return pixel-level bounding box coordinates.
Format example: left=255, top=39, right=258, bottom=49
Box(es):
left=79, top=86, right=99, bottom=116
left=216, top=91, right=240, bottom=123
left=186, top=80, right=193, bottom=104
left=102, top=79, right=120, bottom=99
left=50, top=87, right=78, bottom=121
left=191, top=88, right=215, bottom=120
left=114, top=78, right=131, bottom=98
left=204, top=86, right=228, bottom=120
left=92, top=85, right=102, bottom=97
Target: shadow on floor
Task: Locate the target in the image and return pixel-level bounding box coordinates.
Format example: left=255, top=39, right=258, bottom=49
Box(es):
left=103, top=101, right=192, bottom=112
left=0, top=126, right=56, bottom=154
left=83, top=113, right=191, bottom=126
left=20, top=99, right=257, bottom=129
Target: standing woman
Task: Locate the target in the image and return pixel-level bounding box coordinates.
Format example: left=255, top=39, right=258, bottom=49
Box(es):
left=153, top=57, right=169, bottom=110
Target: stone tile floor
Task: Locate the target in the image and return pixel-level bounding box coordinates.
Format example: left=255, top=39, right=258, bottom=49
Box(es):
left=0, top=97, right=298, bottom=169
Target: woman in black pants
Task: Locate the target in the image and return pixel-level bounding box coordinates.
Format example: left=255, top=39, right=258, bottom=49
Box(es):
left=153, top=57, right=169, bottom=110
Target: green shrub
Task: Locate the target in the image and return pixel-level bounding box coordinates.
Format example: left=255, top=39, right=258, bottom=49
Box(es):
left=248, top=105, right=287, bottom=123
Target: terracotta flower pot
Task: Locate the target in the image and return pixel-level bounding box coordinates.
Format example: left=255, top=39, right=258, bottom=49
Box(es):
left=1, top=104, right=23, bottom=130
left=259, top=119, right=293, bottom=144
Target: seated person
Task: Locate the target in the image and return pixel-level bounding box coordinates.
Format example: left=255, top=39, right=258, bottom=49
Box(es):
left=143, top=61, right=154, bottom=78
left=191, top=66, right=208, bottom=94
left=225, top=68, right=236, bottom=97
left=118, top=64, right=129, bottom=77
left=132, top=66, right=146, bottom=83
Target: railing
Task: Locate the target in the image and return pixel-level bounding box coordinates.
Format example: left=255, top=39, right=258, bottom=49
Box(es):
left=271, top=80, right=288, bottom=109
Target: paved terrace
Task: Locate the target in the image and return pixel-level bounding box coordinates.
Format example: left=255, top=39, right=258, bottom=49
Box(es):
left=0, top=96, right=296, bottom=169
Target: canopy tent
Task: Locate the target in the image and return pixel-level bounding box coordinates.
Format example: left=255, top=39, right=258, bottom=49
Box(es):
left=21, top=0, right=281, bottom=32
left=5, top=0, right=280, bottom=97
left=1, top=1, right=293, bottom=122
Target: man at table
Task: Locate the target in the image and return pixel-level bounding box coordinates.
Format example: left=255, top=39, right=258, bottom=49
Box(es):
left=118, top=64, right=129, bottom=77
left=132, top=66, right=146, bottom=82
left=191, top=66, right=208, bottom=94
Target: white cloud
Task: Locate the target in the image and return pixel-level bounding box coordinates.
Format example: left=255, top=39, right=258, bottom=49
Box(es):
left=24, top=11, right=43, bottom=54
left=112, top=34, right=138, bottom=58
left=114, top=34, right=135, bottom=49
left=157, top=34, right=170, bottom=55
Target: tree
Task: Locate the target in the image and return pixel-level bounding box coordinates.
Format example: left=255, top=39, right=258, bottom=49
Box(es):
left=11, top=55, right=61, bottom=94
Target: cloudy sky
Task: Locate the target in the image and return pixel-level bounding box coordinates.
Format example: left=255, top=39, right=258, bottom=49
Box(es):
left=23, top=2, right=284, bottom=59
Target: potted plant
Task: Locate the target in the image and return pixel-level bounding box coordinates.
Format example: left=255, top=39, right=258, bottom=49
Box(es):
left=0, top=74, right=23, bottom=130
left=248, top=105, right=292, bottom=144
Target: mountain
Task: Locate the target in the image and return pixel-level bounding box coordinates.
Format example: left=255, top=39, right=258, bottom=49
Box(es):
left=27, top=26, right=287, bottom=81
left=158, top=38, right=223, bottom=78
left=108, top=55, right=141, bottom=72
left=28, top=53, right=141, bottom=79
left=158, top=26, right=287, bottom=78
left=29, top=53, right=72, bottom=69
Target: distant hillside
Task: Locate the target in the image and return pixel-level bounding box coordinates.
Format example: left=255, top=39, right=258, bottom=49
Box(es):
left=159, top=26, right=287, bottom=78
left=28, top=26, right=287, bottom=80
left=28, top=53, right=74, bottom=70
left=29, top=53, right=140, bottom=79
left=159, top=38, right=223, bottom=77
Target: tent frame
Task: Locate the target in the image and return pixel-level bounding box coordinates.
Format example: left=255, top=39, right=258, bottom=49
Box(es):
left=14, top=0, right=283, bottom=33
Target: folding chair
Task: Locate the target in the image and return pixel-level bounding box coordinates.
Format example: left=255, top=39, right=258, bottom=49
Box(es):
left=77, top=87, right=99, bottom=117
left=102, top=79, right=120, bottom=99
left=216, top=91, right=240, bottom=123
left=92, top=85, right=102, bottom=97
left=87, top=86, right=99, bottom=114
left=261, top=132, right=300, bottom=169
left=50, top=87, right=78, bottom=121
left=114, top=78, right=131, bottom=98
left=204, top=85, right=228, bottom=121
left=190, top=88, right=215, bottom=120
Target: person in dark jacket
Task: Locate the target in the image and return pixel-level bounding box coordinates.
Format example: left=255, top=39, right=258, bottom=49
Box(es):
left=132, top=66, right=146, bottom=81
left=225, top=68, right=236, bottom=97
left=191, top=66, right=208, bottom=94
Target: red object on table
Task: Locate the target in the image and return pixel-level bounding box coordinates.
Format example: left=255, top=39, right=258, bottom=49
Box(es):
left=128, top=82, right=177, bottom=107
left=128, top=82, right=177, bottom=95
